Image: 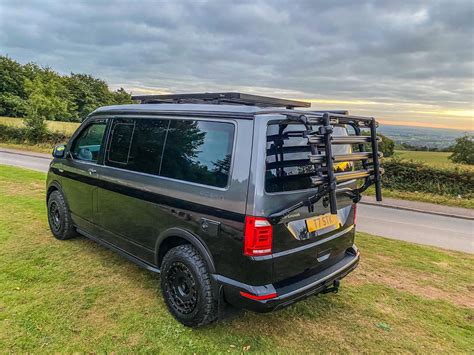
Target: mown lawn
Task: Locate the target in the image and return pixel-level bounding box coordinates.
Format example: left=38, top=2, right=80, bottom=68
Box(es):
left=0, top=165, right=473, bottom=353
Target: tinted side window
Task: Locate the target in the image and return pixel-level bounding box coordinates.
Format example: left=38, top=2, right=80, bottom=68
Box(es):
left=71, top=122, right=106, bottom=162
left=160, top=120, right=234, bottom=188
left=106, top=118, right=169, bottom=175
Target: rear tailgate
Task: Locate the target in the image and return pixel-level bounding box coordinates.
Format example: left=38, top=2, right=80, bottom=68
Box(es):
left=265, top=122, right=356, bottom=281
left=247, top=112, right=382, bottom=284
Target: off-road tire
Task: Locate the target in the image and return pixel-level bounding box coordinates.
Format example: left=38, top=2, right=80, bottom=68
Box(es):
left=47, top=190, right=78, bottom=240
left=160, top=244, right=218, bottom=327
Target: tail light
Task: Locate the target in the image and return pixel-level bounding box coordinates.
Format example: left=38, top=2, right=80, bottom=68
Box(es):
left=353, top=203, right=357, bottom=226
left=243, top=216, right=273, bottom=256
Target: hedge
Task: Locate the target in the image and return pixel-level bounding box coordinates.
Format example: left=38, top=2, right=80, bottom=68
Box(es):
left=382, top=158, right=474, bottom=198
left=0, top=123, right=69, bottom=145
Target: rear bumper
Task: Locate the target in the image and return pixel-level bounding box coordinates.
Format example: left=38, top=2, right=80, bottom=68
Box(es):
left=215, top=245, right=359, bottom=313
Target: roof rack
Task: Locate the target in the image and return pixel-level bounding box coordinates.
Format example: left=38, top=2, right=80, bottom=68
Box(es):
left=131, top=92, right=311, bottom=109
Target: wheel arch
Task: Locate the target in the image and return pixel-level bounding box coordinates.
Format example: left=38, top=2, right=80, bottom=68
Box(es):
left=155, top=228, right=216, bottom=274
left=46, top=180, right=63, bottom=201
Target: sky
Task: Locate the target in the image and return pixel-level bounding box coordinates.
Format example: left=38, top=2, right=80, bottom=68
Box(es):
left=1, top=0, right=473, bottom=130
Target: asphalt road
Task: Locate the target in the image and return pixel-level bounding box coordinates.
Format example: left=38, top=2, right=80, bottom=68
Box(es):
left=0, top=149, right=51, bottom=172
left=1, top=148, right=473, bottom=253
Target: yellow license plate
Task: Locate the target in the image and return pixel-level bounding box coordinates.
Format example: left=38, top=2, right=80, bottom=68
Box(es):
left=306, top=213, right=340, bottom=233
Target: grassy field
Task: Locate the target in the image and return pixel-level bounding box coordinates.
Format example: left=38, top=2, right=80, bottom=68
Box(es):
left=0, top=116, right=80, bottom=135
left=0, top=165, right=472, bottom=353
left=393, top=150, right=473, bottom=171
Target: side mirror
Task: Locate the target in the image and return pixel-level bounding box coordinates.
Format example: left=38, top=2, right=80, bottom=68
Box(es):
left=52, top=144, right=67, bottom=158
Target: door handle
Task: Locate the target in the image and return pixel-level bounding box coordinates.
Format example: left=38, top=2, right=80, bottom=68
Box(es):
left=87, top=168, right=97, bottom=175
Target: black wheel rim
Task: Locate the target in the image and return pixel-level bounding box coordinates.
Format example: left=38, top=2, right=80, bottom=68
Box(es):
left=49, top=201, right=61, bottom=232
left=165, top=261, right=198, bottom=314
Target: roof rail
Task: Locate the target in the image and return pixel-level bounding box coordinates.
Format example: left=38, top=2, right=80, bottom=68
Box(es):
left=131, top=92, right=311, bottom=109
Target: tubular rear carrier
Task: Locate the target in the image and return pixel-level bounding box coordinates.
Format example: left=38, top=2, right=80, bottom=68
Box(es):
left=259, top=110, right=383, bottom=220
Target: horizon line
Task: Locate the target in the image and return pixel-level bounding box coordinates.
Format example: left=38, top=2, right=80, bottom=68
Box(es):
left=378, top=120, right=473, bottom=132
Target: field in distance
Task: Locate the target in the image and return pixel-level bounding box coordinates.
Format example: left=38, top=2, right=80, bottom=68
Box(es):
left=392, top=150, right=473, bottom=171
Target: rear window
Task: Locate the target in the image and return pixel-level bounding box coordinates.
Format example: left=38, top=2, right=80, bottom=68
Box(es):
left=160, top=120, right=234, bottom=188
left=265, top=124, right=350, bottom=193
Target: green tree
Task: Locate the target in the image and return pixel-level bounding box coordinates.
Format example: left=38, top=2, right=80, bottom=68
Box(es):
left=112, top=87, right=133, bottom=105
left=0, top=56, right=28, bottom=117
left=0, top=56, right=133, bottom=123
left=378, top=133, right=395, bottom=157
left=23, top=71, right=71, bottom=141
left=449, top=135, right=474, bottom=165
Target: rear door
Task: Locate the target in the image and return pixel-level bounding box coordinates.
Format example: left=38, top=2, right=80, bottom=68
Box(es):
left=248, top=117, right=356, bottom=283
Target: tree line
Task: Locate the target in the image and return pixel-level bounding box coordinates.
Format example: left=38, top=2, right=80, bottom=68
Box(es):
left=0, top=55, right=132, bottom=122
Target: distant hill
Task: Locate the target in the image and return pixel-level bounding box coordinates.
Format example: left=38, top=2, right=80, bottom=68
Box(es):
left=378, top=125, right=472, bottom=149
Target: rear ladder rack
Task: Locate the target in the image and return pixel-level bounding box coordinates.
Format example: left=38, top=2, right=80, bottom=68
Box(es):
left=260, top=110, right=383, bottom=217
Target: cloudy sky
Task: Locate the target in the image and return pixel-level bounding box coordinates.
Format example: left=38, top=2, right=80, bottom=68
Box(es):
left=1, top=0, right=473, bottom=129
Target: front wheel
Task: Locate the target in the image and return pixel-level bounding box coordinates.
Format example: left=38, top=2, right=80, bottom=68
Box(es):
left=47, top=190, right=78, bottom=240
left=160, top=244, right=218, bottom=327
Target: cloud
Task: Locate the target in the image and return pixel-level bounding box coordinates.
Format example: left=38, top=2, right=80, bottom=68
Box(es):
left=0, top=0, right=472, bottom=129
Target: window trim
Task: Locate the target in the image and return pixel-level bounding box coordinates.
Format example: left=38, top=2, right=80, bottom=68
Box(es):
left=106, top=121, right=136, bottom=165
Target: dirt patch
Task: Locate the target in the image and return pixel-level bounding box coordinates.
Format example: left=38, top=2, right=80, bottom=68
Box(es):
left=1, top=181, right=44, bottom=198
left=350, top=263, right=474, bottom=308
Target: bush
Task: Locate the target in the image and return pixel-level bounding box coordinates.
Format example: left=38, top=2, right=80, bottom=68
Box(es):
left=382, top=158, right=474, bottom=198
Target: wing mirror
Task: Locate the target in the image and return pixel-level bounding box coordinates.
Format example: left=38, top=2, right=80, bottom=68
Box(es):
left=52, top=144, right=67, bottom=158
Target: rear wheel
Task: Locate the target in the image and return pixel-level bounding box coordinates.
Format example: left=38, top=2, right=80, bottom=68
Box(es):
left=160, top=244, right=218, bottom=327
left=47, top=190, right=78, bottom=240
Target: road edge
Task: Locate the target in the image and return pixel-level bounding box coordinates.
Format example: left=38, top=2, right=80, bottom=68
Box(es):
left=360, top=200, right=474, bottom=221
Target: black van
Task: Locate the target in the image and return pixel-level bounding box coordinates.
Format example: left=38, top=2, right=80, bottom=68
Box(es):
left=46, top=93, right=382, bottom=327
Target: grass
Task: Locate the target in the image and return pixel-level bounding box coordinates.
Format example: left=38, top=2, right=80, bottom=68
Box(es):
left=0, top=165, right=473, bottom=353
